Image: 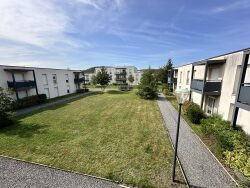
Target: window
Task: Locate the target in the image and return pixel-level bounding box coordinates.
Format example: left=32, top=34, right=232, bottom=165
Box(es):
left=54, top=87, right=59, bottom=97
left=65, top=74, right=69, bottom=83
left=206, top=97, right=215, bottom=115
left=42, top=74, right=48, bottom=85
left=67, top=85, right=70, bottom=94
left=179, top=72, right=182, bottom=83
left=186, top=71, right=190, bottom=84
left=52, top=74, right=57, bottom=84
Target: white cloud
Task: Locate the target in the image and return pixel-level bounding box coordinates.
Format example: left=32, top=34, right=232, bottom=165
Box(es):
left=0, top=0, right=76, bottom=48
left=212, top=0, right=250, bottom=13
left=75, top=0, right=124, bottom=10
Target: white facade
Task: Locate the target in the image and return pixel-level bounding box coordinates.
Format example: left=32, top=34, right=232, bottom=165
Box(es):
left=0, top=65, right=82, bottom=100
left=176, top=49, right=250, bottom=134
left=84, top=66, right=142, bottom=85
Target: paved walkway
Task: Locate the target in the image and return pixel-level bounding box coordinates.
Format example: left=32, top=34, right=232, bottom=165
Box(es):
left=0, top=156, right=123, bottom=188
left=14, top=91, right=99, bottom=117
left=157, top=93, right=237, bottom=188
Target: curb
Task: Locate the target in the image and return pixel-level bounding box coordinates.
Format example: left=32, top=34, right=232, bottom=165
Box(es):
left=0, top=154, right=130, bottom=188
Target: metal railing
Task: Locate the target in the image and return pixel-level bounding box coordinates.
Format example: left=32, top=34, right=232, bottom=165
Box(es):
left=7, top=80, right=36, bottom=90
left=238, top=84, right=250, bottom=105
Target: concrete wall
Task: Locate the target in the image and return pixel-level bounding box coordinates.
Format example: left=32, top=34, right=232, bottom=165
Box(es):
left=176, top=64, right=193, bottom=90
left=34, top=68, right=78, bottom=99
left=0, top=65, right=79, bottom=100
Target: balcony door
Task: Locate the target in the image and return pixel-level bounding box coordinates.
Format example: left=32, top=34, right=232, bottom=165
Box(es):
left=210, top=68, right=219, bottom=81
left=206, top=97, right=215, bottom=115
left=14, top=72, right=25, bottom=81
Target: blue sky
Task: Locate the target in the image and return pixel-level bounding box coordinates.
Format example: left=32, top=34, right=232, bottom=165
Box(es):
left=0, top=0, right=250, bottom=70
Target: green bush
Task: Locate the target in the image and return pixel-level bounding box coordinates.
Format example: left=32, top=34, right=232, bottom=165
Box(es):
left=38, top=94, right=47, bottom=103
left=185, top=102, right=205, bottom=124
left=14, top=94, right=47, bottom=109
left=137, top=86, right=158, bottom=99
left=0, top=111, right=13, bottom=128
left=200, top=116, right=250, bottom=181
left=76, top=88, right=89, bottom=93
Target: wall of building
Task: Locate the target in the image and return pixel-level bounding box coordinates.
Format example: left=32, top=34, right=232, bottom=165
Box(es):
left=176, top=50, right=250, bottom=134
left=86, top=66, right=142, bottom=85
left=0, top=65, right=79, bottom=100
left=176, top=64, right=192, bottom=90
left=34, top=68, right=78, bottom=99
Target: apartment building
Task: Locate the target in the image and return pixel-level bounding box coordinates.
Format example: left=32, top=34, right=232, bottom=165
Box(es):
left=0, top=65, right=84, bottom=100
left=167, top=68, right=178, bottom=91
left=84, top=66, right=142, bottom=85
left=175, top=48, right=250, bottom=134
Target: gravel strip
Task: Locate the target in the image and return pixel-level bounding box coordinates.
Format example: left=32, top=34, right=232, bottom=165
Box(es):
left=157, top=93, right=237, bottom=188
left=0, top=156, right=123, bottom=188
left=14, top=91, right=99, bottom=117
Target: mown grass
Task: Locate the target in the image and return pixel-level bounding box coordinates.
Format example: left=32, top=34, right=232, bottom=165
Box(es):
left=0, top=91, right=185, bottom=187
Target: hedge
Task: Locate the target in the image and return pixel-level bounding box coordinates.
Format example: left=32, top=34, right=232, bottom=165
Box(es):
left=14, top=94, right=47, bottom=109
left=200, top=116, right=250, bottom=182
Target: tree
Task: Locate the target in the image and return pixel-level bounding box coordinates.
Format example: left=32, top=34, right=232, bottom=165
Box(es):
left=128, top=75, right=134, bottom=85
left=137, top=68, right=158, bottom=99
left=157, top=58, right=173, bottom=84
left=95, top=67, right=111, bottom=92
left=0, top=87, right=14, bottom=127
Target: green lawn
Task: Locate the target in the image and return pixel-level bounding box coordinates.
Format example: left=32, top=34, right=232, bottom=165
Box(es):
left=0, top=91, right=185, bottom=187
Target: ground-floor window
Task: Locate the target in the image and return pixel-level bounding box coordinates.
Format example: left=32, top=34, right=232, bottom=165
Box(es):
left=206, top=97, right=215, bottom=115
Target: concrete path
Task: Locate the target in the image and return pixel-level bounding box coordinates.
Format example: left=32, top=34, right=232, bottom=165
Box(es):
left=14, top=91, right=99, bottom=117
left=157, top=93, right=237, bottom=188
left=0, top=156, right=123, bottom=188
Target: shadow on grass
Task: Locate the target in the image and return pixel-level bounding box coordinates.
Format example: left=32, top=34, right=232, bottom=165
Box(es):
left=106, top=90, right=129, bottom=95
left=0, top=120, right=48, bottom=138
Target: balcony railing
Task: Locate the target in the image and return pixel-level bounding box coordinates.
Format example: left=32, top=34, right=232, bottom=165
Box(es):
left=238, top=84, right=250, bottom=105
left=115, top=72, right=126, bottom=75
left=116, top=77, right=126, bottom=81
left=191, top=79, right=222, bottom=95
left=74, top=77, right=85, bottom=83
left=7, top=80, right=36, bottom=90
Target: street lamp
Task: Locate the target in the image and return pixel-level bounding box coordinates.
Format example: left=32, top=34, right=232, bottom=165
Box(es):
left=172, top=88, right=190, bottom=182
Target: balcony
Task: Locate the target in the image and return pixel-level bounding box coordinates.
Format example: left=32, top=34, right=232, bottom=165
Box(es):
left=238, top=84, right=250, bottom=105
left=74, top=77, right=85, bottom=84
left=116, top=77, right=126, bottom=81
left=191, top=79, right=222, bottom=95
left=7, top=80, right=36, bottom=90
left=168, top=77, right=177, bottom=84
left=115, top=72, right=126, bottom=75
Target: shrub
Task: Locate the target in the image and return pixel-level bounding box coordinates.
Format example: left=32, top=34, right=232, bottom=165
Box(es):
left=163, top=88, right=173, bottom=96
left=0, top=112, right=13, bottom=128
left=0, top=87, right=14, bottom=127
left=161, top=83, right=168, bottom=91
left=185, top=102, right=205, bottom=124
left=76, top=88, right=89, bottom=93
left=38, top=94, right=47, bottom=103
left=137, top=86, right=158, bottom=99
left=199, top=116, right=250, bottom=181
left=14, top=94, right=47, bottom=109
